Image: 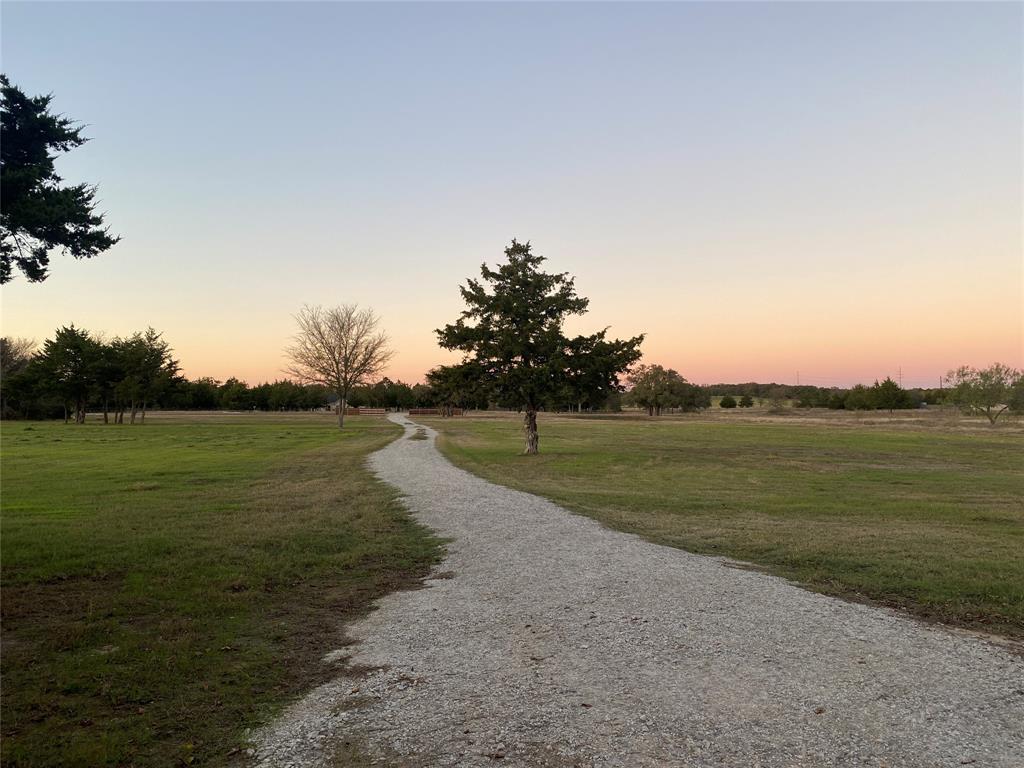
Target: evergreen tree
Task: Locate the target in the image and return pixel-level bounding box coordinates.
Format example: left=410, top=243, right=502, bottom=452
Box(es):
left=1, top=76, right=119, bottom=283
left=437, top=240, right=643, bottom=453
left=33, top=326, right=102, bottom=423
left=871, top=377, right=913, bottom=412
left=426, top=363, right=489, bottom=416
left=112, top=329, right=179, bottom=423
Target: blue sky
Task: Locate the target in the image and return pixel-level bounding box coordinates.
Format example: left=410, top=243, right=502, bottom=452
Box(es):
left=2, top=1, right=1021, bottom=386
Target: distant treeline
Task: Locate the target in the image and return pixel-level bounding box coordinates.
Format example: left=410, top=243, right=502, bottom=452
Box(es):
left=0, top=329, right=464, bottom=421
left=3, top=328, right=1020, bottom=423
left=171, top=377, right=454, bottom=412
left=703, top=381, right=945, bottom=410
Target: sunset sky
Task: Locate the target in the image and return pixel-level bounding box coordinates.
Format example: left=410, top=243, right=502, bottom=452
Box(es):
left=2, top=1, right=1020, bottom=389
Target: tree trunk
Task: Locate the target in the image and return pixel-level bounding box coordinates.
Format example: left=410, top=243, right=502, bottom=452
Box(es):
left=103, top=398, right=109, bottom=424
left=141, top=401, right=147, bottom=423
left=63, top=403, right=69, bottom=424
left=130, top=400, right=138, bottom=425
left=986, top=406, right=1007, bottom=425
left=523, top=409, right=539, bottom=455
left=337, top=390, right=346, bottom=428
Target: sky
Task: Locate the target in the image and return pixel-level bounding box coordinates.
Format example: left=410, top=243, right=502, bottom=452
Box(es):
left=1, top=1, right=1021, bottom=389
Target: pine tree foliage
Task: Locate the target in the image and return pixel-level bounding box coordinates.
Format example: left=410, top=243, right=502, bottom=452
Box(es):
left=437, top=240, right=643, bottom=453
left=1, top=75, right=119, bottom=283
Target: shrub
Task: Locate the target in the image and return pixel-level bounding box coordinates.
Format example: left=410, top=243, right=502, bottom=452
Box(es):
left=720, top=395, right=737, bottom=409
left=844, top=385, right=874, bottom=410
left=738, top=394, right=754, bottom=408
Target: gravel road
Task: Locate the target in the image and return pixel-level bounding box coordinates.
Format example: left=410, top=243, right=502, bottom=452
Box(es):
left=254, top=414, right=1024, bottom=767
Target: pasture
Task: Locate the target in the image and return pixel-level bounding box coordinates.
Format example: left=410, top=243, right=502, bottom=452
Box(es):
left=0, top=414, right=441, bottom=768
left=424, top=409, right=1024, bottom=640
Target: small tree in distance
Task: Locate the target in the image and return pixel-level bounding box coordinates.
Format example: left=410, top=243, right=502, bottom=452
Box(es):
left=945, top=363, right=1021, bottom=425
left=285, top=304, right=393, bottom=428
left=625, top=365, right=708, bottom=415
left=871, top=377, right=913, bottom=412
left=738, top=394, right=754, bottom=408
left=719, top=394, right=737, bottom=409
left=767, top=386, right=789, bottom=412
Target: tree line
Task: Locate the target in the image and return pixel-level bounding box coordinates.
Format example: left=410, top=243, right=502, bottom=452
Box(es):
left=704, top=366, right=1023, bottom=422
left=169, top=376, right=454, bottom=413
left=1, top=327, right=176, bottom=423
left=5, top=324, right=1021, bottom=430
left=0, top=329, right=477, bottom=421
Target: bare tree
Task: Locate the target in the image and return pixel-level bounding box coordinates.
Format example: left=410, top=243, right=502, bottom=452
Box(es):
left=1, top=337, right=37, bottom=417
left=0, top=337, right=37, bottom=378
left=284, top=304, right=393, bottom=428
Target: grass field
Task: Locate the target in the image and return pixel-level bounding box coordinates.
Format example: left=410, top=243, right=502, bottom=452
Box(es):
left=424, top=410, right=1024, bottom=640
left=0, top=414, right=441, bottom=768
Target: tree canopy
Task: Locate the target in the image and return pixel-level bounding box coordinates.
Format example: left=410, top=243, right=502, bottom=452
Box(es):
left=625, top=364, right=709, bottom=415
left=437, top=239, right=643, bottom=453
left=1, top=75, right=119, bottom=283
left=5, top=326, right=178, bottom=423
left=945, top=363, right=1022, bottom=425
left=425, top=363, right=490, bottom=416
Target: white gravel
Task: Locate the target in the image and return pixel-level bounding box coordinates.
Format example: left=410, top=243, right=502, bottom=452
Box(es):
left=253, top=414, right=1024, bottom=767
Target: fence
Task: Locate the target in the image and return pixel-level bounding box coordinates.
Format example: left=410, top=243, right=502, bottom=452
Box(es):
left=407, top=408, right=463, bottom=416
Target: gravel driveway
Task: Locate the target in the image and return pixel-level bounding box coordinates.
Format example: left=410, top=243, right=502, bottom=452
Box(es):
left=254, top=414, right=1024, bottom=767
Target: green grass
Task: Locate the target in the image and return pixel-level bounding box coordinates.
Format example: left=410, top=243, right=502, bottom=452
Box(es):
left=1, top=414, right=441, bottom=768
left=425, top=412, right=1024, bottom=639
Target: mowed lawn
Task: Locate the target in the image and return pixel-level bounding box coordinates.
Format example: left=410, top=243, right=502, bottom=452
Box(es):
left=1, top=414, right=441, bottom=768
left=426, top=412, right=1024, bottom=639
